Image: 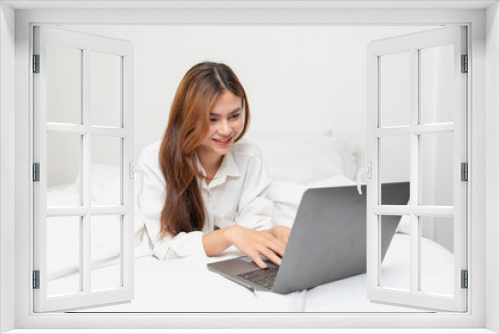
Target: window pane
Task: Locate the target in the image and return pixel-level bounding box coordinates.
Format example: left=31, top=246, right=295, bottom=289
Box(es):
left=47, top=133, right=81, bottom=207
left=420, top=44, right=454, bottom=125
left=46, top=44, right=82, bottom=125
left=47, top=216, right=81, bottom=297
left=91, top=136, right=121, bottom=206
left=380, top=215, right=410, bottom=291
left=91, top=52, right=122, bottom=128
left=380, top=52, right=410, bottom=128
left=380, top=135, right=410, bottom=205
left=91, top=215, right=122, bottom=291
left=420, top=132, right=454, bottom=206
left=420, top=216, right=454, bottom=296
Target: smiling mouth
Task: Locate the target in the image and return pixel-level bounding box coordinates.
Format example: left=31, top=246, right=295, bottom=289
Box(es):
left=212, top=136, right=233, bottom=145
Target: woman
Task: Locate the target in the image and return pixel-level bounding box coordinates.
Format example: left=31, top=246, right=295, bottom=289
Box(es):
left=138, top=62, right=290, bottom=269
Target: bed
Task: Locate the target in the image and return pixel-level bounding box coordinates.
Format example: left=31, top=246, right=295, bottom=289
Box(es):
left=46, top=132, right=454, bottom=313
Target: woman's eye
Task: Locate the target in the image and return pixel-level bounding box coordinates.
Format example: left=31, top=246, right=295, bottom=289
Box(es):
left=230, top=113, right=241, bottom=120
left=209, top=118, right=217, bottom=123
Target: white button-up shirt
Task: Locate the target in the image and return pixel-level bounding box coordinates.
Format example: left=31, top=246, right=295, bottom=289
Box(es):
left=137, top=138, right=274, bottom=261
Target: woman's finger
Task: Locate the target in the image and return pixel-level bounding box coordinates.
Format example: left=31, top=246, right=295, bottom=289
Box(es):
left=260, top=248, right=282, bottom=266
left=264, top=238, right=285, bottom=257
left=251, top=254, right=267, bottom=269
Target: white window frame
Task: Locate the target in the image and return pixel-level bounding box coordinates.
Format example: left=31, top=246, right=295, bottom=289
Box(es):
left=366, top=26, right=468, bottom=312
left=1, top=2, right=499, bottom=333
left=32, top=25, right=135, bottom=312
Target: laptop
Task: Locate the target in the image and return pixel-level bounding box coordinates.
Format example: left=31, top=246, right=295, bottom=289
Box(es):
left=207, top=182, right=410, bottom=294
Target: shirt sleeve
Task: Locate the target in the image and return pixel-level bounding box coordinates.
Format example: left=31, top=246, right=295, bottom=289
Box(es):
left=236, top=150, right=275, bottom=231
left=137, top=145, right=208, bottom=261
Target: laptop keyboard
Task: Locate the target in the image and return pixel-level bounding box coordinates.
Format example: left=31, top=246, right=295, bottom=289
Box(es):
left=237, top=267, right=279, bottom=289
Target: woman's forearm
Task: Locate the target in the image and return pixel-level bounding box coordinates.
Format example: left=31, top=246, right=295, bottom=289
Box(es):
left=201, top=227, right=234, bottom=256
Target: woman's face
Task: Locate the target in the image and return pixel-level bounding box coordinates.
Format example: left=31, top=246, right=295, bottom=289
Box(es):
left=198, top=90, right=244, bottom=161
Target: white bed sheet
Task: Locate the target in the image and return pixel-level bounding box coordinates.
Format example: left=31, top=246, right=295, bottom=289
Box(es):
left=47, top=234, right=452, bottom=313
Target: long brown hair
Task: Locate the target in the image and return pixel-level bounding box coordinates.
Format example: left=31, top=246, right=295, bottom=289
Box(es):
left=159, top=62, right=250, bottom=237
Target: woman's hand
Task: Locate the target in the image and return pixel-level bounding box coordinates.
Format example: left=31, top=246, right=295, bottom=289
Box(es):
left=224, top=225, right=286, bottom=269
left=268, top=225, right=292, bottom=247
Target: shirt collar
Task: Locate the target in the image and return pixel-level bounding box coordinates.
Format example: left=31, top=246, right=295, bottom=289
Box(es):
left=195, top=150, right=241, bottom=189
left=219, top=150, right=240, bottom=178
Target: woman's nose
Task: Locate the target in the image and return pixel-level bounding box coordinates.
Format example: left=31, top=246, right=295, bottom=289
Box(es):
left=218, top=120, right=232, bottom=135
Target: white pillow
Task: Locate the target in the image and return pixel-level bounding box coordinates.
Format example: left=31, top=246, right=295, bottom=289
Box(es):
left=245, top=131, right=358, bottom=184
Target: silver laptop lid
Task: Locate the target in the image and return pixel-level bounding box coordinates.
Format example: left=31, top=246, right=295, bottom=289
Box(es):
left=272, top=182, right=409, bottom=294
